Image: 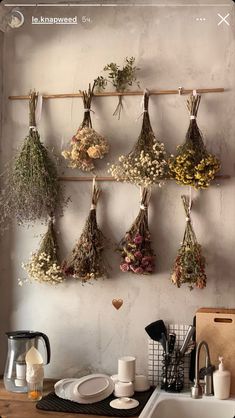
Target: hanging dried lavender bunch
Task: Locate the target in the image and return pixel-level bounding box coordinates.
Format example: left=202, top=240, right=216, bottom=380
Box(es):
left=62, top=81, right=109, bottom=171
left=119, top=188, right=155, bottom=275
left=109, top=91, right=168, bottom=186
left=0, top=91, right=63, bottom=228
left=170, top=195, right=207, bottom=290
left=20, top=218, right=64, bottom=286
left=169, top=94, right=220, bottom=189
left=62, top=180, right=107, bottom=282
left=103, top=57, right=140, bottom=119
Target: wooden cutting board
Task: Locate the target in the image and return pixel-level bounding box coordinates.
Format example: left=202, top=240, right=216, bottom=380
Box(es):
left=196, top=308, right=235, bottom=394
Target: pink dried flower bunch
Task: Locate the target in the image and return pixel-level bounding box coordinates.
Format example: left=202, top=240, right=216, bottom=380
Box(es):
left=119, top=188, right=155, bottom=275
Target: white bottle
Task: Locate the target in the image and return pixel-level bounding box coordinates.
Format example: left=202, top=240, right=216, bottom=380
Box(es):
left=213, top=356, right=231, bottom=400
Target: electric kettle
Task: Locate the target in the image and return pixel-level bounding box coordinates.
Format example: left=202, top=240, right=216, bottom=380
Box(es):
left=4, top=330, right=51, bottom=393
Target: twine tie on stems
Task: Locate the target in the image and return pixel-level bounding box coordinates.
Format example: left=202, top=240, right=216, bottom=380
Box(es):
left=84, top=108, right=95, bottom=114
left=136, top=88, right=150, bottom=121
left=90, top=176, right=97, bottom=210
left=178, top=86, right=184, bottom=96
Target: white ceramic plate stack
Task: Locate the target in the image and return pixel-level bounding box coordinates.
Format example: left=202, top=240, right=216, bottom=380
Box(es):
left=55, top=374, right=114, bottom=404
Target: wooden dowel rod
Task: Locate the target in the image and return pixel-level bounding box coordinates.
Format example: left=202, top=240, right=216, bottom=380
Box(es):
left=8, top=88, right=225, bottom=101
left=59, top=174, right=230, bottom=182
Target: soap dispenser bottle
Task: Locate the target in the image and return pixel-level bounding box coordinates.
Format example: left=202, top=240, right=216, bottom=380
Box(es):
left=213, top=356, right=231, bottom=400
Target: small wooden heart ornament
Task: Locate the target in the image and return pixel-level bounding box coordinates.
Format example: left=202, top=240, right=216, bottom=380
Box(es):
left=112, top=299, right=123, bottom=310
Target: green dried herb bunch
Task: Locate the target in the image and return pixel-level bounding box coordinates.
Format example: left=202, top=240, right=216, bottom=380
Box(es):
left=62, top=81, right=109, bottom=171
left=104, top=57, right=140, bottom=119
left=119, top=187, right=155, bottom=275
left=170, top=195, right=207, bottom=290
left=109, top=91, right=168, bottom=187
left=62, top=180, right=107, bottom=283
left=20, top=217, right=64, bottom=285
left=169, top=94, right=220, bottom=189
left=0, top=91, right=63, bottom=228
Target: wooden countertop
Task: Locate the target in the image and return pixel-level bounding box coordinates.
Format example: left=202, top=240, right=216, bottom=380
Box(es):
left=0, top=380, right=138, bottom=418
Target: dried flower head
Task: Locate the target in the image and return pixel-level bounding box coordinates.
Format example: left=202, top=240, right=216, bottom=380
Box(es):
left=109, top=91, right=168, bottom=186
left=0, top=91, right=64, bottom=229
left=170, top=195, right=207, bottom=290
left=169, top=94, right=220, bottom=189
left=62, top=181, right=108, bottom=282
left=118, top=188, right=155, bottom=275
left=103, top=57, right=140, bottom=119
left=21, top=219, right=64, bottom=285
left=62, top=82, right=109, bottom=171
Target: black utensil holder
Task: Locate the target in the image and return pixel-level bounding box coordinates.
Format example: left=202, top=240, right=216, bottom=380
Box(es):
left=161, top=351, right=184, bottom=393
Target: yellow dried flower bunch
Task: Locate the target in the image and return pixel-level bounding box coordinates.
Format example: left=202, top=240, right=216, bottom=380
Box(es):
left=169, top=94, right=220, bottom=189
left=109, top=91, right=168, bottom=187
left=62, top=82, right=109, bottom=171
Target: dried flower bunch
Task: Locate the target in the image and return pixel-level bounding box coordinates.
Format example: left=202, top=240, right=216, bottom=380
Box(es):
left=170, top=195, right=207, bottom=290
left=62, top=81, right=109, bottom=171
left=103, top=57, right=140, bottom=119
left=62, top=180, right=107, bottom=282
left=169, top=93, right=220, bottom=189
left=119, top=188, right=155, bottom=275
left=0, top=91, right=63, bottom=228
left=109, top=91, right=168, bottom=186
left=20, top=218, right=64, bottom=285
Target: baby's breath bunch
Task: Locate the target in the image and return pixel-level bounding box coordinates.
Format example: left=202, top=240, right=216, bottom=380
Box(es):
left=62, top=81, right=109, bottom=171
left=20, top=218, right=64, bottom=286
left=109, top=91, right=168, bottom=187
left=118, top=188, right=155, bottom=275
left=170, top=195, right=207, bottom=290
left=62, top=180, right=107, bottom=283
left=0, top=91, right=63, bottom=229
left=103, top=57, right=140, bottom=119
left=169, top=94, right=220, bottom=189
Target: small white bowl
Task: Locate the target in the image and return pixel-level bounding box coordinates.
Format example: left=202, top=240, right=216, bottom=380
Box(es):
left=114, top=381, right=134, bottom=398
left=134, top=375, right=150, bottom=392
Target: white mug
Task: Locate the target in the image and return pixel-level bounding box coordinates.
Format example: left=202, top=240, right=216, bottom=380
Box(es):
left=118, top=356, right=136, bottom=383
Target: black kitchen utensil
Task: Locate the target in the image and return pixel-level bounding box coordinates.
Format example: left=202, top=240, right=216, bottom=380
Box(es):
left=168, top=333, right=176, bottom=354
left=145, top=320, right=167, bottom=343
left=189, top=316, right=196, bottom=382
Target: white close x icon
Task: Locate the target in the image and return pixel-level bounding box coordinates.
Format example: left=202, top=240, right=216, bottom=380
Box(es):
left=217, top=13, right=230, bottom=26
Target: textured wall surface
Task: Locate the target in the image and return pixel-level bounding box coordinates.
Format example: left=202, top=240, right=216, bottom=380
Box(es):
left=0, top=3, right=235, bottom=377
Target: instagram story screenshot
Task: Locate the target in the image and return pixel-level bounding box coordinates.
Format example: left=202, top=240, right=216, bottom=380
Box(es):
left=0, top=0, right=234, bottom=417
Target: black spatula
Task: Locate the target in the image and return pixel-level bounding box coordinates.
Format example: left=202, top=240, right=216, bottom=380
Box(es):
left=145, top=320, right=168, bottom=352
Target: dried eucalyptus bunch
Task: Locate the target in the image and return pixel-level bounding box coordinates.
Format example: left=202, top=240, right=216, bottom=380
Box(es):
left=20, top=218, right=64, bottom=285
left=62, top=81, right=109, bottom=171
left=103, top=57, right=140, bottom=119
left=119, top=188, right=155, bottom=275
left=62, top=180, right=107, bottom=282
left=169, top=94, right=220, bottom=189
left=170, top=195, right=207, bottom=290
left=0, top=91, right=63, bottom=228
left=109, top=91, right=168, bottom=186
